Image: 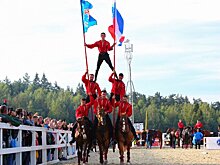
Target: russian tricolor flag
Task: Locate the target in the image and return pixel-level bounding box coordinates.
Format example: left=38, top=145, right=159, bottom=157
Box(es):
left=108, top=0, right=125, bottom=46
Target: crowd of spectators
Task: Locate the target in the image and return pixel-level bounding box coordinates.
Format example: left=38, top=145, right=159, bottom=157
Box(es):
left=0, top=101, right=74, bottom=165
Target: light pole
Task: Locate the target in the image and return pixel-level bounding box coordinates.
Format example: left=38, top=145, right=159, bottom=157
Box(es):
left=124, top=39, right=135, bottom=125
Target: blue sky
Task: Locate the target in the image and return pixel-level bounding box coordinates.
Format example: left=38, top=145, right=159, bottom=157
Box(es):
left=0, top=0, right=219, bottom=103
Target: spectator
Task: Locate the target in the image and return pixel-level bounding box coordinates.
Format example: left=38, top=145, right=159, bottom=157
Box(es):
left=192, top=128, right=203, bottom=149
left=0, top=102, right=74, bottom=164
left=146, top=129, right=152, bottom=149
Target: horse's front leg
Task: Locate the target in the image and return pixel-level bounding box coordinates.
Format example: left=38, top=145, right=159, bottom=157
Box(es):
left=82, top=144, right=87, bottom=164
left=104, top=144, right=109, bottom=163
left=78, top=146, right=82, bottom=165
left=118, top=142, right=124, bottom=164
left=127, top=143, right=131, bottom=164
left=99, top=144, right=104, bottom=164
left=86, top=141, right=92, bottom=163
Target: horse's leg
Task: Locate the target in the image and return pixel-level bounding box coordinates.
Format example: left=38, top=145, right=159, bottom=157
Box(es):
left=118, top=142, right=124, bottom=164
left=127, top=144, right=131, bottom=163
left=78, top=147, right=81, bottom=165
left=99, top=144, right=104, bottom=164
left=82, top=144, right=87, bottom=164
left=86, top=141, right=92, bottom=163
left=159, top=136, right=162, bottom=149
left=104, top=142, right=108, bottom=162
left=104, top=147, right=108, bottom=163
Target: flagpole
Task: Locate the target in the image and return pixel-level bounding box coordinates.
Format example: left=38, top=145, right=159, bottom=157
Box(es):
left=80, top=0, right=89, bottom=74
left=80, top=0, right=94, bottom=122
left=112, top=0, right=117, bottom=152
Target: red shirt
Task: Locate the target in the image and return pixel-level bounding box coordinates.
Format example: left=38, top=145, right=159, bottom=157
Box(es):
left=194, top=122, right=203, bottom=129
left=114, top=101, right=132, bottom=117
left=82, top=73, right=101, bottom=96
left=178, top=122, right=184, bottom=129
left=87, top=40, right=113, bottom=53
left=109, top=73, right=125, bottom=99
left=93, top=97, right=112, bottom=114
left=75, top=100, right=93, bottom=119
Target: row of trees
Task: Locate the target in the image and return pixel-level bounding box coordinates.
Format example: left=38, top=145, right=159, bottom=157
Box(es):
left=0, top=73, right=219, bottom=131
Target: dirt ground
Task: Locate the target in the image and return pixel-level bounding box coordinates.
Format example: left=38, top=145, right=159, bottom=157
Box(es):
left=55, top=147, right=220, bottom=165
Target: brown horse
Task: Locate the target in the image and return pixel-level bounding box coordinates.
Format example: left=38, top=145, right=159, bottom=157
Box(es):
left=148, top=129, right=163, bottom=149
left=116, top=115, right=134, bottom=164
left=75, top=117, right=93, bottom=165
left=96, top=109, right=111, bottom=164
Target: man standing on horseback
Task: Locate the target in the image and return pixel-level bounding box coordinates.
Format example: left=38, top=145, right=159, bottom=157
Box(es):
left=69, top=97, right=94, bottom=144
left=194, top=120, right=203, bottom=131
left=93, top=90, right=113, bottom=141
left=178, top=119, right=184, bottom=137
left=85, top=32, right=117, bottom=81
left=82, top=71, right=101, bottom=102
left=113, top=95, right=138, bottom=141
left=109, top=71, right=125, bottom=102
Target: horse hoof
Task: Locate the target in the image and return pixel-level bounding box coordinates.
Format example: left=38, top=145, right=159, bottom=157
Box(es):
left=127, top=162, right=131, bottom=165
left=104, top=160, right=108, bottom=164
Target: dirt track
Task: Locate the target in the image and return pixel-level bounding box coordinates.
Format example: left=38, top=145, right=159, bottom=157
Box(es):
left=56, top=147, right=220, bottom=165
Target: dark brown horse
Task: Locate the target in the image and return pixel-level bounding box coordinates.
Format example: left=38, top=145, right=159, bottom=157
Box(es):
left=96, top=109, right=111, bottom=164
left=75, top=117, right=93, bottom=165
left=148, top=129, right=163, bottom=149
left=166, top=128, right=181, bottom=148
left=182, top=126, right=193, bottom=149
left=116, top=115, right=134, bottom=164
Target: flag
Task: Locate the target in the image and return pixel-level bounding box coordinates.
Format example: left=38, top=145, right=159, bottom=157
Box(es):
left=81, top=0, right=97, bottom=33
left=108, top=0, right=125, bottom=46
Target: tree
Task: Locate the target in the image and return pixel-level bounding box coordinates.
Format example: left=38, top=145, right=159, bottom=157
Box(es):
left=41, top=73, right=51, bottom=90
left=33, top=73, right=41, bottom=90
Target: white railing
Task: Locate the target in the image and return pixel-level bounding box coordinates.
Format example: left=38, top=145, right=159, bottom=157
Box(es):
left=0, top=122, right=77, bottom=165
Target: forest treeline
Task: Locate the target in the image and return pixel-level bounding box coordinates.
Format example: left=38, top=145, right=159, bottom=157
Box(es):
left=0, top=73, right=219, bottom=131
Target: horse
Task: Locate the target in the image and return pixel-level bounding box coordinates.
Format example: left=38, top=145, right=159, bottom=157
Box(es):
left=182, top=126, right=193, bottom=149
left=96, top=109, right=111, bottom=164
left=116, top=115, right=134, bottom=164
left=166, top=128, right=181, bottom=148
left=75, top=117, right=93, bottom=165
left=148, top=129, right=163, bottom=149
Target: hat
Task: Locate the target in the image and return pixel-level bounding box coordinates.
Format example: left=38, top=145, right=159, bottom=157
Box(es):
left=119, top=73, right=124, bottom=77
left=101, top=89, right=107, bottom=93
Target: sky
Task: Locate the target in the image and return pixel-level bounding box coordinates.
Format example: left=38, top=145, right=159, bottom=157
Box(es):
left=0, top=0, right=220, bottom=103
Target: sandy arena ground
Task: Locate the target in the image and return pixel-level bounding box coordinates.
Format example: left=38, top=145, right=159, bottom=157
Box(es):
left=55, top=147, right=220, bottom=165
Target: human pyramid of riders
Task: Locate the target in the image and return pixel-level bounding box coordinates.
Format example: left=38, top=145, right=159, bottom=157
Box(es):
left=69, top=32, right=138, bottom=146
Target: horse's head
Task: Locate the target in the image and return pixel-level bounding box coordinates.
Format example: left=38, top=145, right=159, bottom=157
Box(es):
left=119, top=115, right=130, bottom=133
left=166, top=128, right=172, bottom=134
left=76, top=117, right=88, bottom=140
left=97, top=108, right=106, bottom=126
